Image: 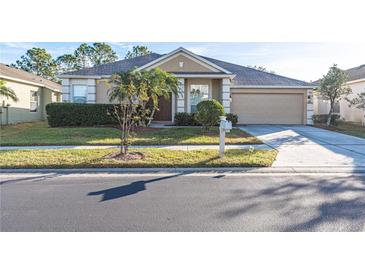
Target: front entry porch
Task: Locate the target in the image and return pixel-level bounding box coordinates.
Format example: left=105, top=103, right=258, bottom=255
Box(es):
left=153, top=76, right=231, bottom=122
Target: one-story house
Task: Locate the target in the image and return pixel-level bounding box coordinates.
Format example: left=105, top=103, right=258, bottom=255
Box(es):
left=59, top=47, right=316, bottom=125
left=0, top=63, right=61, bottom=125
left=314, top=64, right=365, bottom=125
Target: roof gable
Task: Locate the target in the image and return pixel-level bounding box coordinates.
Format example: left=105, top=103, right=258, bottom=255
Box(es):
left=137, top=47, right=232, bottom=74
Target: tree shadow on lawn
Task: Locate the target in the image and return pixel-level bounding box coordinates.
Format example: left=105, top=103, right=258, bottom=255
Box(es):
left=87, top=173, right=183, bottom=202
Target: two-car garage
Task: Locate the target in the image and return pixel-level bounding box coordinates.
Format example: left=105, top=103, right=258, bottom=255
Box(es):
left=231, top=88, right=307, bottom=125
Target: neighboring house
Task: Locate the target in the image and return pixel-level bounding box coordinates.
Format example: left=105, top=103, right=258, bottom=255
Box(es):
left=314, top=64, right=365, bottom=125
left=59, top=47, right=316, bottom=125
left=0, top=63, right=61, bottom=125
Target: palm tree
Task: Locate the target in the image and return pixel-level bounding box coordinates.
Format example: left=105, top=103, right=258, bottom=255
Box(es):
left=0, top=80, right=18, bottom=102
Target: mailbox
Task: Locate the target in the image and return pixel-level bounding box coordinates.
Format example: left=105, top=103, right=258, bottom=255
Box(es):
left=219, top=116, right=232, bottom=157
left=220, top=119, right=232, bottom=132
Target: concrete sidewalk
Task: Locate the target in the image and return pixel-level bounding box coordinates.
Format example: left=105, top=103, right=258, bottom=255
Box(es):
left=0, top=144, right=270, bottom=151
left=2, top=166, right=365, bottom=174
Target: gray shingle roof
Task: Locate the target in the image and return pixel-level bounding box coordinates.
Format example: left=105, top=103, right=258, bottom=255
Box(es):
left=62, top=53, right=162, bottom=76
left=61, top=50, right=313, bottom=87
left=201, top=56, right=313, bottom=86
left=346, top=64, right=365, bottom=81
left=0, top=63, right=61, bottom=91
left=313, top=64, right=365, bottom=85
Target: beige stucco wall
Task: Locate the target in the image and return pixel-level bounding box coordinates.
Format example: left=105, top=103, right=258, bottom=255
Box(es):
left=212, top=79, right=222, bottom=101
left=158, top=54, right=218, bottom=73
left=340, top=80, right=365, bottom=124
left=96, top=79, right=111, bottom=103
left=313, top=94, right=330, bottom=115
left=230, top=88, right=308, bottom=124
left=314, top=80, right=365, bottom=124
left=0, top=79, right=49, bottom=124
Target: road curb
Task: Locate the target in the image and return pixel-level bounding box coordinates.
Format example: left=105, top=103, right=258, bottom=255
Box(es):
left=1, top=166, right=365, bottom=174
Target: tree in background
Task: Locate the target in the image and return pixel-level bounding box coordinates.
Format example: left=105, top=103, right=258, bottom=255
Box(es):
left=247, top=65, right=275, bottom=74
left=74, top=43, right=94, bottom=69
left=317, top=64, right=352, bottom=126
left=55, top=54, right=78, bottom=74
left=91, top=42, right=118, bottom=65
left=0, top=80, right=18, bottom=102
left=11, top=48, right=57, bottom=81
left=125, top=45, right=152, bottom=59
left=57, top=43, right=118, bottom=72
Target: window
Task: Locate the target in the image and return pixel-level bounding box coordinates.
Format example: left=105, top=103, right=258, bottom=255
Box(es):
left=190, top=84, right=209, bottom=112
left=30, top=91, right=39, bottom=112
left=72, top=85, right=87, bottom=103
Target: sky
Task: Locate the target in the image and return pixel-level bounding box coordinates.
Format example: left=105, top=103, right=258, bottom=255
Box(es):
left=1, top=42, right=364, bottom=82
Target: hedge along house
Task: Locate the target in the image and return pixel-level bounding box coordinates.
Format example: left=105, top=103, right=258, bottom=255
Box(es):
left=59, top=47, right=316, bottom=125
left=0, top=63, right=61, bottom=125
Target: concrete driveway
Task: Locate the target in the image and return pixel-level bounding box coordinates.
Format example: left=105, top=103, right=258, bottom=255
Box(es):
left=240, top=125, right=365, bottom=167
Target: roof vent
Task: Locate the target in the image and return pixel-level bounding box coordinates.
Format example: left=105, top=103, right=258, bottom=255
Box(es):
left=179, top=61, right=184, bottom=68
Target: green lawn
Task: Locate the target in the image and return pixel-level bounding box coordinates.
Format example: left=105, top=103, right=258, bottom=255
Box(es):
left=314, top=121, right=365, bottom=139
left=0, top=122, right=261, bottom=146
left=0, top=148, right=277, bottom=168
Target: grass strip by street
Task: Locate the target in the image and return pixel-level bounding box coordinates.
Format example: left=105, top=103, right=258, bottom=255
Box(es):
left=0, top=148, right=277, bottom=169
left=0, top=122, right=261, bottom=146
left=313, top=121, right=365, bottom=139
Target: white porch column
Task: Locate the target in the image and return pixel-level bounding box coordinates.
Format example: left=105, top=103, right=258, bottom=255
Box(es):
left=306, top=89, right=314, bottom=125
left=222, top=78, right=231, bottom=113
left=176, top=78, right=185, bottom=113
left=61, top=79, right=70, bottom=102
left=87, top=79, right=96, bottom=104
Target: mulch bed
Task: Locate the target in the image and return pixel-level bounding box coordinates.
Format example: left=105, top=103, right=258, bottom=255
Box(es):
left=105, top=151, right=145, bottom=161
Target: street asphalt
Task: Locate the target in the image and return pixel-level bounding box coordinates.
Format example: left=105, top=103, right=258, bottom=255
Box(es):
left=1, top=172, right=365, bottom=232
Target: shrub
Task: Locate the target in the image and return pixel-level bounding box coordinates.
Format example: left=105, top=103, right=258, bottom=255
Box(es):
left=312, top=114, right=341, bottom=125
left=195, top=99, right=224, bottom=130
left=174, top=112, right=200, bottom=126
left=226, top=113, right=238, bottom=126
left=46, top=103, right=118, bottom=127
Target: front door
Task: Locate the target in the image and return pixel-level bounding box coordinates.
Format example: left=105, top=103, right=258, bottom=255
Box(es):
left=153, top=96, right=172, bottom=121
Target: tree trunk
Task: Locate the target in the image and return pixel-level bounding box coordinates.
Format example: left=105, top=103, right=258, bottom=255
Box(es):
left=146, top=108, right=156, bottom=127
left=326, top=105, right=334, bottom=127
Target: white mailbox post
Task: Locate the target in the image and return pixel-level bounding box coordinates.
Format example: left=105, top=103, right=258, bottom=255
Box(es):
left=219, top=116, right=232, bottom=157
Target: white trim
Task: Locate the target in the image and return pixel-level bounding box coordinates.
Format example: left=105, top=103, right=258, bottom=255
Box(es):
left=346, top=78, right=365, bottom=84
left=176, top=78, right=185, bottom=113
left=59, top=73, right=235, bottom=80
left=171, top=93, right=176, bottom=121
left=136, top=47, right=232, bottom=74
left=306, top=89, right=314, bottom=125
left=231, top=85, right=317, bottom=89
left=59, top=75, right=102, bottom=79
left=0, top=75, right=61, bottom=92
left=173, top=73, right=235, bottom=79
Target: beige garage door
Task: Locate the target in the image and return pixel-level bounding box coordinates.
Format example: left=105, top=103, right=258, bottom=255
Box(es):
left=232, top=93, right=304, bottom=124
